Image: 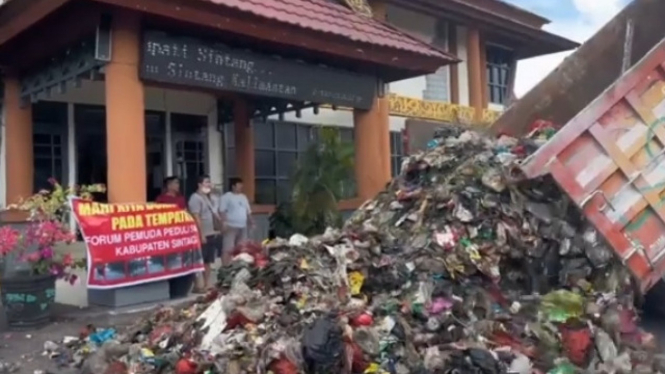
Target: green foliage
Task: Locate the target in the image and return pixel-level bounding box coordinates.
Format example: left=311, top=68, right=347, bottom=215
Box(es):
left=270, top=127, right=354, bottom=237
left=269, top=202, right=296, bottom=238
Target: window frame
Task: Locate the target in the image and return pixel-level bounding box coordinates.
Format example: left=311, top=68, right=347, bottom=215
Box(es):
left=390, top=131, right=405, bottom=177
left=224, top=122, right=407, bottom=204
left=32, top=102, right=69, bottom=192
left=225, top=121, right=355, bottom=204
left=485, top=44, right=514, bottom=105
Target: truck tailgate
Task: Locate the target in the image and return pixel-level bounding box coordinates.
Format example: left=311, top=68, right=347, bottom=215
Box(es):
left=520, top=39, right=665, bottom=293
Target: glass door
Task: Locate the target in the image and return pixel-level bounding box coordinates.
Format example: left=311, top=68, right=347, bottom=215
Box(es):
left=75, top=105, right=108, bottom=202
left=174, top=139, right=206, bottom=197
left=171, top=113, right=208, bottom=198
left=32, top=102, right=68, bottom=192
left=146, top=112, right=166, bottom=201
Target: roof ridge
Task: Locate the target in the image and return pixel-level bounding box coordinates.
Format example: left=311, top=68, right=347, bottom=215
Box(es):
left=199, top=0, right=455, bottom=60
left=320, top=0, right=455, bottom=59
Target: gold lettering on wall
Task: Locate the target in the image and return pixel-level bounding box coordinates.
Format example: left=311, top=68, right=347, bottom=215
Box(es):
left=386, top=95, right=502, bottom=127
left=320, top=95, right=502, bottom=127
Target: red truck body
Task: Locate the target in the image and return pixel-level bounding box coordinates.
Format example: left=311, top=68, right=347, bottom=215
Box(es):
left=521, top=38, right=665, bottom=293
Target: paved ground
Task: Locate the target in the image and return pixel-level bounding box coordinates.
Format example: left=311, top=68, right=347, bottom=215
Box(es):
left=0, top=309, right=142, bottom=373
left=0, top=296, right=197, bottom=374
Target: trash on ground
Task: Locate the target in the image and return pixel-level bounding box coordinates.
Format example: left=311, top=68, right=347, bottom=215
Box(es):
left=46, top=125, right=661, bottom=373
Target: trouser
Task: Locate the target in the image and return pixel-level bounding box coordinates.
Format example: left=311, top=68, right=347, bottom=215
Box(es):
left=201, top=235, right=220, bottom=264
left=221, top=227, right=248, bottom=257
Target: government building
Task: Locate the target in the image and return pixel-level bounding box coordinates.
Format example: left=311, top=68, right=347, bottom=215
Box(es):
left=0, top=0, right=577, bottom=237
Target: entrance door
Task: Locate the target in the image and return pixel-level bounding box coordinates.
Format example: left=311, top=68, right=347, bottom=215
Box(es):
left=146, top=112, right=166, bottom=201
left=33, top=102, right=68, bottom=192
left=75, top=105, right=108, bottom=202
left=174, top=139, right=206, bottom=197
left=171, top=113, right=208, bottom=197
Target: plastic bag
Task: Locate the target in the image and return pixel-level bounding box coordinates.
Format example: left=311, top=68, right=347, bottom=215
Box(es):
left=559, top=324, right=591, bottom=366
left=547, top=362, right=576, bottom=374
left=595, top=329, right=618, bottom=363
left=508, top=353, right=532, bottom=374
left=540, top=290, right=584, bottom=322
left=269, top=358, right=299, bottom=374
left=302, top=313, right=344, bottom=374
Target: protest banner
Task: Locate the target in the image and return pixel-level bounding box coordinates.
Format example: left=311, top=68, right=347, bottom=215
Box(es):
left=69, top=198, right=204, bottom=289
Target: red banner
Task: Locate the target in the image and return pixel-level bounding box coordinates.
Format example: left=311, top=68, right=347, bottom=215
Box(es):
left=70, top=198, right=203, bottom=289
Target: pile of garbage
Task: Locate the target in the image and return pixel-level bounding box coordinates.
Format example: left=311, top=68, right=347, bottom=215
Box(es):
left=52, top=126, right=662, bottom=374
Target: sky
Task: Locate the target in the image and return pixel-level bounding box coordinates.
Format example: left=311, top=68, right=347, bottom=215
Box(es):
left=504, top=0, right=632, bottom=96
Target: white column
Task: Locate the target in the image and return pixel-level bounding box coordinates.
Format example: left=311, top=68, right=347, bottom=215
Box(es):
left=67, top=103, right=77, bottom=233
left=456, top=25, right=470, bottom=106
left=207, top=107, right=223, bottom=189
left=164, top=111, right=173, bottom=176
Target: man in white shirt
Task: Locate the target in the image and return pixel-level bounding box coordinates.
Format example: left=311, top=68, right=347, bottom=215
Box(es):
left=218, top=177, right=253, bottom=265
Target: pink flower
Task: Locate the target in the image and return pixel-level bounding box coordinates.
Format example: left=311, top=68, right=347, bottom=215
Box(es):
left=40, top=247, right=53, bottom=259
left=25, top=251, right=41, bottom=262
left=0, top=226, right=20, bottom=256
left=26, top=221, right=73, bottom=247
left=62, top=253, right=74, bottom=267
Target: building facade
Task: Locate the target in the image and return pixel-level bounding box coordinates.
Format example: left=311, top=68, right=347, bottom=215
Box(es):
left=0, top=0, right=575, bottom=237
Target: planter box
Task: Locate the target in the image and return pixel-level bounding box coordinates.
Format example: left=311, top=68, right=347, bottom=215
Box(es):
left=1, top=273, right=56, bottom=330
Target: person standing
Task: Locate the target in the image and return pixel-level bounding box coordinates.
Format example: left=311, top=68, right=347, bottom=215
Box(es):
left=219, top=177, right=253, bottom=265
left=155, top=176, right=186, bottom=209
left=188, top=175, right=221, bottom=292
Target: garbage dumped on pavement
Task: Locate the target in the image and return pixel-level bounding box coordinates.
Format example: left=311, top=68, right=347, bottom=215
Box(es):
left=48, top=126, right=663, bottom=373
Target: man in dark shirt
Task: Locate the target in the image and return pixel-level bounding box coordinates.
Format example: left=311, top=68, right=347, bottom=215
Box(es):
left=155, top=176, right=186, bottom=209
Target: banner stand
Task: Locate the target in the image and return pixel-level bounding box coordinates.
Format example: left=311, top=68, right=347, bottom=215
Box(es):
left=88, top=279, right=171, bottom=308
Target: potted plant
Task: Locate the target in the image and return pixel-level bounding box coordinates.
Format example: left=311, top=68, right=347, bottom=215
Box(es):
left=0, top=179, right=104, bottom=329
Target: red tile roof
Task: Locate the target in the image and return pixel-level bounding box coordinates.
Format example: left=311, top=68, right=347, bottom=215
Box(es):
left=199, top=0, right=453, bottom=60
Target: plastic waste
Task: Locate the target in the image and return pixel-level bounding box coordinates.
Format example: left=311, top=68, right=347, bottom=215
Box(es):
left=302, top=313, right=344, bottom=374
left=88, top=329, right=115, bottom=346
left=540, top=290, right=584, bottom=322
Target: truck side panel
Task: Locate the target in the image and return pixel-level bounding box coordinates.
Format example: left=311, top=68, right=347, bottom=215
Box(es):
left=521, top=39, right=665, bottom=292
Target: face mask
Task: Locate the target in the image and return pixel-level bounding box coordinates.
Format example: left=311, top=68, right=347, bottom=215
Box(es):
left=201, top=187, right=211, bottom=194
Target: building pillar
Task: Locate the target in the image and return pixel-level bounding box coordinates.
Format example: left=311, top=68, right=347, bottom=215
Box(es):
left=479, top=37, right=488, bottom=108
left=467, top=27, right=484, bottom=119
left=354, top=0, right=391, bottom=201
left=353, top=97, right=391, bottom=200
left=105, top=11, right=146, bottom=203
left=234, top=99, right=255, bottom=203
left=4, top=76, right=33, bottom=206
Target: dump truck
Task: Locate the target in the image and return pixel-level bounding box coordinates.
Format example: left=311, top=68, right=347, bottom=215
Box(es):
left=514, top=0, right=665, bottom=295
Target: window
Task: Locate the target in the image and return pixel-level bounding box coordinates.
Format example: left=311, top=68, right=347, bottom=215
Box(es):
left=225, top=122, right=356, bottom=204
left=32, top=102, right=67, bottom=192
left=390, top=131, right=405, bottom=177
left=34, top=133, right=64, bottom=191
left=486, top=45, right=514, bottom=105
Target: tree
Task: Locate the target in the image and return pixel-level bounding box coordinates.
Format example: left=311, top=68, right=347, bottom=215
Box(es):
left=269, top=127, right=354, bottom=237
